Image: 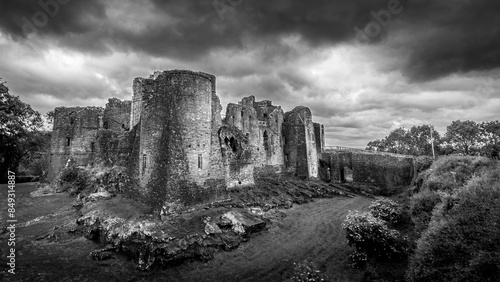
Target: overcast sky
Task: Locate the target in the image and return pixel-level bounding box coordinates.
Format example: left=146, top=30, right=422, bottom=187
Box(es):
left=0, top=0, right=499, bottom=147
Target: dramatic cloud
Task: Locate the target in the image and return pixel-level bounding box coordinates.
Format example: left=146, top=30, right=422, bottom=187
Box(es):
left=0, top=0, right=499, bottom=147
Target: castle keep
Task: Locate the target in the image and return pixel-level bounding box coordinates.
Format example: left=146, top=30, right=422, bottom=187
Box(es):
left=48, top=70, right=325, bottom=206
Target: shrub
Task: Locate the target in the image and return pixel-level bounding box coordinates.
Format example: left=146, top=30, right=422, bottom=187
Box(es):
left=413, top=155, right=434, bottom=174
left=406, top=165, right=500, bottom=282
left=369, top=198, right=403, bottom=225
left=342, top=211, right=407, bottom=263
left=349, top=251, right=368, bottom=269
left=418, top=156, right=493, bottom=193
left=28, top=154, right=51, bottom=182
left=290, top=260, right=330, bottom=282
left=58, top=164, right=92, bottom=195
left=409, top=190, right=442, bottom=233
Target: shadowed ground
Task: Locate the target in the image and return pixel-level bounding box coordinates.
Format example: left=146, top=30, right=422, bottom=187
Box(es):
left=0, top=182, right=371, bottom=281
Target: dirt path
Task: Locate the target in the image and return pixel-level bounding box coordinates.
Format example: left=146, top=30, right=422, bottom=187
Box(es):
left=138, top=197, right=372, bottom=282
left=1, top=183, right=372, bottom=281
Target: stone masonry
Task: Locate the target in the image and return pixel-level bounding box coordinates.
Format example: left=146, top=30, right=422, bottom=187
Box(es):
left=47, top=69, right=334, bottom=207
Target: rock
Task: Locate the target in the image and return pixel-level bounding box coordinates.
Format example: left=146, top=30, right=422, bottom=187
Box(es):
left=248, top=207, right=264, bottom=216
left=204, top=222, right=222, bottom=235
left=221, top=210, right=265, bottom=235
left=84, top=191, right=115, bottom=203
left=219, top=232, right=240, bottom=251
left=90, top=248, right=115, bottom=261
left=284, top=200, right=293, bottom=209
left=71, top=201, right=83, bottom=210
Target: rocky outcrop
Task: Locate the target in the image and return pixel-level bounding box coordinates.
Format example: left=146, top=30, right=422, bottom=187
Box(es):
left=76, top=206, right=266, bottom=270
left=221, top=211, right=265, bottom=234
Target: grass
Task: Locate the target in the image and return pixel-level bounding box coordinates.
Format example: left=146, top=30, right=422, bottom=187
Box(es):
left=0, top=178, right=375, bottom=281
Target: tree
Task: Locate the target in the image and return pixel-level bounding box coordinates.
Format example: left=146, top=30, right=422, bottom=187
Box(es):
left=408, top=125, right=441, bottom=156
left=366, top=139, right=387, bottom=151
left=445, top=120, right=481, bottom=155
left=366, top=125, right=441, bottom=156
left=479, top=121, right=500, bottom=159
left=44, top=109, right=55, bottom=130
left=0, top=81, right=43, bottom=182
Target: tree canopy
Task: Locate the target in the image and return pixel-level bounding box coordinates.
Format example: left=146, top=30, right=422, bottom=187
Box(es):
left=367, top=120, right=499, bottom=158
left=0, top=80, right=44, bottom=182
left=366, top=125, right=441, bottom=156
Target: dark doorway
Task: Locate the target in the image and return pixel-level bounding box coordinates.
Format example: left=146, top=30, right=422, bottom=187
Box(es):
left=229, top=137, right=238, bottom=152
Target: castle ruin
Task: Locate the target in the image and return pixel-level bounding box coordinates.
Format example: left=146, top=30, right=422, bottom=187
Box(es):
left=48, top=70, right=416, bottom=206
left=48, top=70, right=325, bottom=206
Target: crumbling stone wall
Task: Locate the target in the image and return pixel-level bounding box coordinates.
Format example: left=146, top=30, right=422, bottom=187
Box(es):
left=224, top=96, right=285, bottom=179
left=218, top=125, right=254, bottom=187
left=48, top=106, right=104, bottom=181
left=48, top=69, right=327, bottom=207
left=129, top=78, right=146, bottom=129
left=253, top=100, right=285, bottom=173
left=320, top=151, right=414, bottom=194
left=314, top=123, right=325, bottom=156
left=103, top=98, right=131, bottom=132
left=283, top=106, right=319, bottom=179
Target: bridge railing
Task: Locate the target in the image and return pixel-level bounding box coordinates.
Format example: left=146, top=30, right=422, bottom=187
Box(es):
left=325, top=146, right=366, bottom=152
left=324, top=146, right=412, bottom=157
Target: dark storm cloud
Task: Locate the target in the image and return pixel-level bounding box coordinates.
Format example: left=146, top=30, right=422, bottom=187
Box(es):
left=0, top=0, right=392, bottom=58
left=101, top=0, right=392, bottom=60
left=2, top=0, right=499, bottom=81
left=394, top=0, right=500, bottom=81
left=0, top=0, right=107, bottom=38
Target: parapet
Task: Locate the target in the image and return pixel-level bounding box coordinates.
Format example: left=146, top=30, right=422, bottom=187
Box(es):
left=53, top=106, right=104, bottom=129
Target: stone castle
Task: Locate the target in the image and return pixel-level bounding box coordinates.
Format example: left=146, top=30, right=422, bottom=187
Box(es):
left=48, top=70, right=328, bottom=206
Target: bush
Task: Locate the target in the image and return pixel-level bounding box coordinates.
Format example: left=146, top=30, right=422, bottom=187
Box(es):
left=416, top=156, right=494, bottom=193
left=290, top=260, right=330, bottom=282
left=406, top=165, right=500, bottom=282
left=413, top=155, right=434, bottom=174
left=349, top=251, right=368, bottom=269
left=342, top=211, right=407, bottom=263
left=26, top=154, right=51, bottom=182
left=369, top=198, right=403, bottom=225
left=409, top=190, right=442, bottom=233
left=58, top=164, right=92, bottom=195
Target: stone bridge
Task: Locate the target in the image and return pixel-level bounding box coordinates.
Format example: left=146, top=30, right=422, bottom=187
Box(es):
left=319, top=149, right=415, bottom=195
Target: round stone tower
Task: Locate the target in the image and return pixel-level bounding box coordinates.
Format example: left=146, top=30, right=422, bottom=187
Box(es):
left=138, top=70, right=217, bottom=188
